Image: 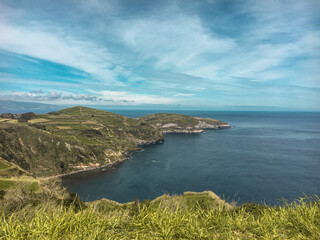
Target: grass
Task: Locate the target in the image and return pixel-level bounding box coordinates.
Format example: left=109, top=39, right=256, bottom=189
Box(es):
left=28, top=118, right=50, bottom=123
left=0, top=195, right=319, bottom=239
left=6, top=119, right=18, bottom=124
left=0, top=161, right=9, bottom=170
left=0, top=179, right=15, bottom=190
left=0, top=107, right=163, bottom=176
left=0, top=106, right=227, bottom=177
left=0, top=178, right=39, bottom=191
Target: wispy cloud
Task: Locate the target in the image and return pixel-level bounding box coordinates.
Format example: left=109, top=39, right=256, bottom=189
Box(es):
left=117, top=14, right=236, bottom=72
left=94, top=90, right=176, bottom=105
left=0, top=0, right=319, bottom=109
left=0, top=22, right=118, bottom=84
left=0, top=91, right=113, bottom=103
left=175, top=93, right=195, bottom=97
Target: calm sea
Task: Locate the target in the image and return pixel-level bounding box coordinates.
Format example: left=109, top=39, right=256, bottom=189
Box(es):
left=62, top=111, right=320, bottom=205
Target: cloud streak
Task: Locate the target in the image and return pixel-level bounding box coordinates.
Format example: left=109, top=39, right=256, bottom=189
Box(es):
left=0, top=0, right=319, bottom=110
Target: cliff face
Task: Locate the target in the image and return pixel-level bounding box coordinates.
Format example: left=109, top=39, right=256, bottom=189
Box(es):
left=139, top=113, right=230, bottom=134
left=0, top=107, right=229, bottom=177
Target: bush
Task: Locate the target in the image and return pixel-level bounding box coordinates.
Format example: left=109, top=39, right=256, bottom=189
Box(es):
left=20, top=112, right=36, bottom=121
left=0, top=190, right=6, bottom=200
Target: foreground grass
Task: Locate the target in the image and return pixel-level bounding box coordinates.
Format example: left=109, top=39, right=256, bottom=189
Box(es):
left=1, top=195, right=319, bottom=239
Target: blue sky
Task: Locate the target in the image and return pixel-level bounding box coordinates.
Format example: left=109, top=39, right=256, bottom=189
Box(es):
left=0, top=0, right=319, bottom=110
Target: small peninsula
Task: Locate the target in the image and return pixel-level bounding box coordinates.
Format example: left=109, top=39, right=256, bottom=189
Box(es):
left=0, top=106, right=229, bottom=177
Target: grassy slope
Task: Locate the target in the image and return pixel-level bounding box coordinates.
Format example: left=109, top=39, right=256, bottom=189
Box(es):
left=0, top=178, right=39, bottom=191
left=0, top=157, right=31, bottom=178
left=0, top=106, right=230, bottom=177
left=0, top=193, right=319, bottom=239
left=0, top=160, right=9, bottom=170
left=0, top=106, right=163, bottom=176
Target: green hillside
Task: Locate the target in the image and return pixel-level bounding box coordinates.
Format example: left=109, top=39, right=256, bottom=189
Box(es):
left=1, top=191, right=319, bottom=239
left=0, top=106, right=230, bottom=177
left=0, top=106, right=163, bottom=176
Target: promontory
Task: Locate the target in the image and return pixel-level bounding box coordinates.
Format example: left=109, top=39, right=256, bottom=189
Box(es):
left=0, top=106, right=229, bottom=177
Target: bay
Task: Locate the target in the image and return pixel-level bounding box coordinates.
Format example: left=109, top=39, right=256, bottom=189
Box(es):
left=62, top=111, right=320, bottom=205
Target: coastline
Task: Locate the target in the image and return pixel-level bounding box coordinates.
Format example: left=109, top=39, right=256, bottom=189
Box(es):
left=161, top=124, right=230, bottom=134
left=40, top=138, right=165, bottom=180
left=41, top=126, right=230, bottom=180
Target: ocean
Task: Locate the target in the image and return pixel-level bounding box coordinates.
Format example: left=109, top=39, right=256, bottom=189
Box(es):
left=62, top=111, right=320, bottom=205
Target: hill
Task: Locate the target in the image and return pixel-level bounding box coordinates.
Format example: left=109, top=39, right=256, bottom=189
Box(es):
left=0, top=106, right=163, bottom=176
left=0, top=106, right=230, bottom=177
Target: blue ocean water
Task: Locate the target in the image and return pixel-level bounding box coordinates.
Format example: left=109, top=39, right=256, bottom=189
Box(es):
left=62, top=111, right=320, bottom=205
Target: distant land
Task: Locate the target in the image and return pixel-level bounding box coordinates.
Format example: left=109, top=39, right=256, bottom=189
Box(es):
left=0, top=100, right=63, bottom=114
left=0, top=100, right=316, bottom=114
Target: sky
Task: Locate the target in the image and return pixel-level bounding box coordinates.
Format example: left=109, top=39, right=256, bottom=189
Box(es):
left=0, top=0, right=319, bottom=110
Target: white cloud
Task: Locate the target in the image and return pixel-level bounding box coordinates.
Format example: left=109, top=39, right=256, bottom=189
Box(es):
left=117, top=14, right=236, bottom=73
left=95, top=90, right=176, bottom=104
left=174, top=93, right=195, bottom=97
left=0, top=22, right=118, bottom=84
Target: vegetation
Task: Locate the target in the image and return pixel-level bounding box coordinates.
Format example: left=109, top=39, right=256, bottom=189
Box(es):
left=139, top=113, right=229, bottom=133
left=0, top=178, right=318, bottom=239
left=0, top=106, right=228, bottom=177
left=0, top=106, right=164, bottom=176
left=0, top=190, right=319, bottom=239
left=0, top=159, right=9, bottom=170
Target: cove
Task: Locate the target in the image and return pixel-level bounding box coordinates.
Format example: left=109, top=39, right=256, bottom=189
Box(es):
left=62, top=111, right=320, bottom=205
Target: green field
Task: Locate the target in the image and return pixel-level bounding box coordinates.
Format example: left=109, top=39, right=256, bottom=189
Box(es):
left=0, top=161, right=9, bottom=170
left=0, top=178, right=39, bottom=191
left=0, top=179, right=15, bottom=190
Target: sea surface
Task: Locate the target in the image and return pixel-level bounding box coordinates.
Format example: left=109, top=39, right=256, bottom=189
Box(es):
left=62, top=111, right=320, bottom=205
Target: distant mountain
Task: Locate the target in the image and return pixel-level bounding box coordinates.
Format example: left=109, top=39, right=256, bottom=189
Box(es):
left=0, top=100, right=63, bottom=114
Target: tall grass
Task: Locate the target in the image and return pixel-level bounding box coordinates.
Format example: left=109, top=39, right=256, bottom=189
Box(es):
left=1, top=196, right=319, bottom=239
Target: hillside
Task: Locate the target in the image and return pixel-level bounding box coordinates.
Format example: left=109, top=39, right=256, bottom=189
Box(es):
left=0, top=106, right=163, bottom=177
left=1, top=189, right=319, bottom=239
left=0, top=106, right=229, bottom=177
left=139, top=113, right=230, bottom=133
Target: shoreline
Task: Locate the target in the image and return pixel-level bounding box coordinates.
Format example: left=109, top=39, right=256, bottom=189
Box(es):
left=40, top=138, right=165, bottom=180
left=40, top=126, right=229, bottom=180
